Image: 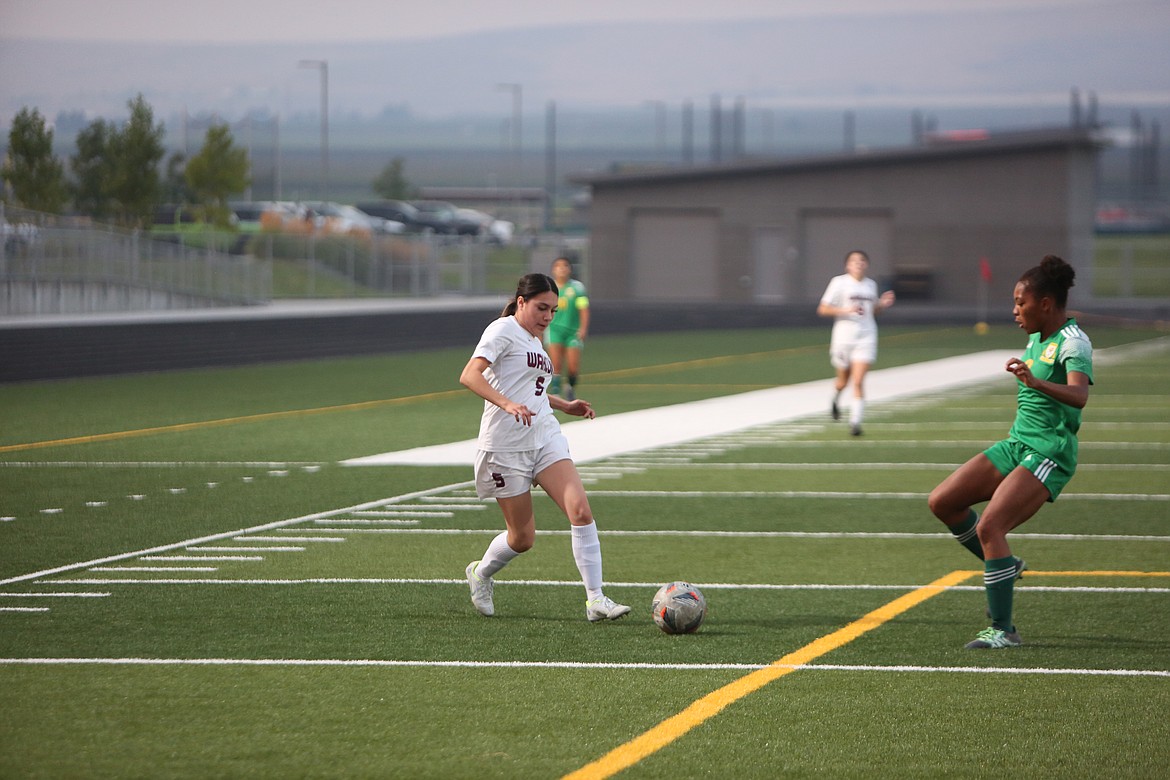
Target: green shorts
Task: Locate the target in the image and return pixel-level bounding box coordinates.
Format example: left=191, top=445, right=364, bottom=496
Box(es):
left=983, top=438, right=1074, bottom=502
left=547, top=328, right=584, bottom=349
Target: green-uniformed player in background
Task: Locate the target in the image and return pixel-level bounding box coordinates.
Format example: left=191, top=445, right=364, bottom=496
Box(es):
left=547, top=256, right=590, bottom=400
left=928, top=255, right=1093, bottom=649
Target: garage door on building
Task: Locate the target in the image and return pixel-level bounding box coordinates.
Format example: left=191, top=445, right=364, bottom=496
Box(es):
left=801, top=210, right=893, bottom=300
left=630, top=210, right=719, bottom=301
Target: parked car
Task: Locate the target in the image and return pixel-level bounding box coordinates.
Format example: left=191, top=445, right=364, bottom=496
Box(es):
left=301, top=201, right=404, bottom=236
left=356, top=200, right=423, bottom=232
left=410, top=200, right=458, bottom=234
left=452, top=208, right=492, bottom=237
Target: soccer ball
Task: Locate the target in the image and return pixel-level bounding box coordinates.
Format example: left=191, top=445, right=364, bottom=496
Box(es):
left=651, top=581, right=707, bottom=634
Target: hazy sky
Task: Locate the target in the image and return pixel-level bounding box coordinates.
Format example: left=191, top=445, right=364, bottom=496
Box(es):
left=3, top=0, right=1167, bottom=125
left=1, top=0, right=1107, bottom=43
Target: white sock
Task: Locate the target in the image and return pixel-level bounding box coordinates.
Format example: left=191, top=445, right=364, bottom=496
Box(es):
left=850, top=398, right=865, bottom=425
left=476, top=531, right=520, bottom=579
left=570, top=522, right=604, bottom=601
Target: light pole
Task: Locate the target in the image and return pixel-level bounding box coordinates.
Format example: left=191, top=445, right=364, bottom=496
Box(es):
left=298, top=59, right=328, bottom=201
left=497, top=83, right=522, bottom=190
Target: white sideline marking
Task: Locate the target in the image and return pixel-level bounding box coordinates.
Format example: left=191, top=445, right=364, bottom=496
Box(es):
left=141, top=556, right=264, bottom=562
left=0, top=607, right=50, bottom=613
left=0, top=657, right=1164, bottom=677
left=342, top=351, right=1019, bottom=466
left=42, top=578, right=1170, bottom=595
left=583, top=490, right=1170, bottom=502
left=264, top=527, right=1170, bottom=543
left=0, top=461, right=323, bottom=468
left=323, top=519, right=421, bottom=526
left=352, top=510, right=454, bottom=517
left=0, top=592, right=110, bottom=598
left=89, top=566, right=218, bottom=572
left=0, top=481, right=474, bottom=587
left=192, top=547, right=305, bottom=552
left=236, top=536, right=346, bottom=542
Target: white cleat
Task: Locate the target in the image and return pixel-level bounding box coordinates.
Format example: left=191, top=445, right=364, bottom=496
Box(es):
left=466, top=561, right=494, bottom=617
left=586, top=595, right=631, bottom=622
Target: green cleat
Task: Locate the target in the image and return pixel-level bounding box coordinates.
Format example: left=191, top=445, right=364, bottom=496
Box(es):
left=965, top=626, right=1023, bottom=649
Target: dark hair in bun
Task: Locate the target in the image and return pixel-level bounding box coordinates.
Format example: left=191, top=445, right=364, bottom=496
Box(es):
left=1019, top=255, right=1076, bottom=308
left=502, top=273, right=558, bottom=317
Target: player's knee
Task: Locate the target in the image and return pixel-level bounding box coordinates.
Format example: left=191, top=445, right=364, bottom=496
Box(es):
left=927, top=488, right=955, bottom=522
left=508, top=529, right=535, bottom=553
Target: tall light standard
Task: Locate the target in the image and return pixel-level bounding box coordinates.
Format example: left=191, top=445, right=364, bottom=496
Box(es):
left=298, top=59, right=328, bottom=200
left=497, top=83, right=522, bottom=191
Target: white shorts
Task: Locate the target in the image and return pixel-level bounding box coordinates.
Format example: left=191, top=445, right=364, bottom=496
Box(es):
left=830, top=331, right=877, bottom=370
left=474, top=433, right=573, bottom=499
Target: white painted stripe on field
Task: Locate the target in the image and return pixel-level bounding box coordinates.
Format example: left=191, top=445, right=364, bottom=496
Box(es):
left=41, top=577, right=1170, bottom=594
left=0, top=481, right=475, bottom=587
left=322, top=519, right=421, bottom=526
left=352, top=510, right=454, bottom=518
left=1, top=657, right=1164, bottom=677
left=359, top=504, right=487, bottom=512
left=89, top=566, right=218, bottom=572
left=342, top=351, right=1019, bottom=466
left=234, top=536, right=346, bottom=542
left=141, top=556, right=263, bottom=562
left=0, top=592, right=111, bottom=598
left=587, top=462, right=1167, bottom=472
left=0, top=607, right=50, bottom=613
left=582, top=490, right=1170, bottom=502
left=192, top=547, right=304, bottom=552
left=251, top=527, right=1170, bottom=543
left=0, top=461, right=323, bottom=468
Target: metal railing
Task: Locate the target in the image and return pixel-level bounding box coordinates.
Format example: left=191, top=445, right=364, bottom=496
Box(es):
left=2, top=204, right=589, bottom=314
left=2, top=205, right=271, bottom=314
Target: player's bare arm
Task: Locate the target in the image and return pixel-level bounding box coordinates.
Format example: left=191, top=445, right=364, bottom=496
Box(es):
left=460, top=355, right=536, bottom=425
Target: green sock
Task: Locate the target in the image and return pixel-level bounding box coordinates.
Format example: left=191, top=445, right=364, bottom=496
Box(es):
left=950, top=509, right=984, bottom=560
left=550, top=375, right=562, bottom=395
left=984, top=555, right=1017, bottom=631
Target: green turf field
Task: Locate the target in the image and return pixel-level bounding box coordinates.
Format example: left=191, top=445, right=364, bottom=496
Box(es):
left=1, top=323, right=1168, bottom=779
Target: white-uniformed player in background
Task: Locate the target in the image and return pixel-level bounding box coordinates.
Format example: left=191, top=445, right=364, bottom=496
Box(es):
left=817, top=250, right=896, bottom=436
left=459, top=272, right=631, bottom=622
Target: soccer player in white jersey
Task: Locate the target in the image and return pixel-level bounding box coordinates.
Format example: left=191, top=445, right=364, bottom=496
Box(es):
left=929, top=255, right=1092, bottom=649
left=459, top=273, right=631, bottom=622
left=817, top=250, right=896, bottom=435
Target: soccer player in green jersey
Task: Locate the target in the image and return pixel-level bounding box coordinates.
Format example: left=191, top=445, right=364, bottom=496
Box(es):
left=547, top=256, right=590, bottom=400
left=928, top=255, right=1093, bottom=649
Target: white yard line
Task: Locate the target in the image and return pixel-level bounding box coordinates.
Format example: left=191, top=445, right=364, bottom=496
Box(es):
left=0, top=656, right=1164, bottom=677
left=0, top=481, right=472, bottom=587
left=39, top=577, right=1170, bottom=594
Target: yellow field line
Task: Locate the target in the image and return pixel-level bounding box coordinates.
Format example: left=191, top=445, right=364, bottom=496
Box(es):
left=0, top=389, right=465, bottom=454
left=563, top=569, right=977, bottom=780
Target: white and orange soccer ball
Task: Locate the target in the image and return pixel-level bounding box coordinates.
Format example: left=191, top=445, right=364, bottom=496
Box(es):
left=651, top=581, right=707, bottom=634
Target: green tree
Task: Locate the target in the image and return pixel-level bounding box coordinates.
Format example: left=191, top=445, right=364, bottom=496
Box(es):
left=184, top=122, right=250, bottom=228
left=371, top=157, right=415, bottom=200
left=1, top=107, right=68, bottom=213
left=70, top=117, right=115, bottom=220
left=107, top=94, right=166, bottom=227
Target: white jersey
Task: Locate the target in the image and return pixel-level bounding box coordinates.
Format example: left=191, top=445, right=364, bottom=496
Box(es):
left=472, top=316, right=560, bottom=452
left=821, top=273, right=880, bottom=341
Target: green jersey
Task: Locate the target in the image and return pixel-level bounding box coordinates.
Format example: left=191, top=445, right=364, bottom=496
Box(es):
left=550, top=279, right=588, bottom=338
left=1008, top=318, right=1094, bottom=474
